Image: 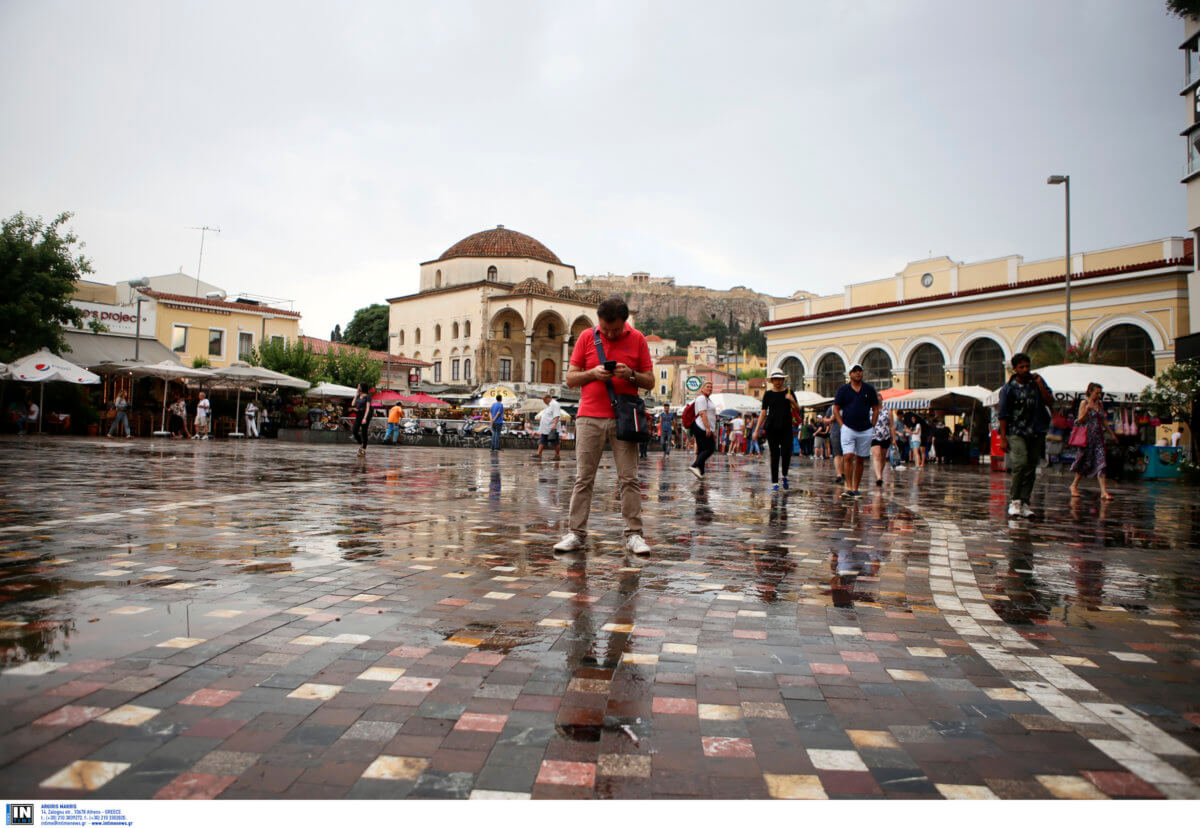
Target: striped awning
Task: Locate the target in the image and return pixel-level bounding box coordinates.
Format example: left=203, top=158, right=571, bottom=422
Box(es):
left=883, top=386, right=992, bottom=411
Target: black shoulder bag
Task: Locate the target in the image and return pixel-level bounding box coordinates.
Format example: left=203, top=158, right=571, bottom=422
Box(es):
left=593, top=327, right=650, bottom=443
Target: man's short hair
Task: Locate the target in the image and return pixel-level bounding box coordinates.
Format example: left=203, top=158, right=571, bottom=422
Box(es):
left=597, top=296, right=630, bottom=322
left=542, top=393, right=552, bottom=400
left=1011, top=352, right=1031, bottom=368
left=496, top=394, right=503, bottom=401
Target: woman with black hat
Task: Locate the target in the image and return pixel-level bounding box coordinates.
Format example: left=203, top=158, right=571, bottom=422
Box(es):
left=754, top=369, right=800, bottom=491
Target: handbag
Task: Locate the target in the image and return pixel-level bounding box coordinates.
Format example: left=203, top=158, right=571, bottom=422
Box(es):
left=1068, top=425, right=1088, bottom=448
left=593, top=328, right=650, bottom=443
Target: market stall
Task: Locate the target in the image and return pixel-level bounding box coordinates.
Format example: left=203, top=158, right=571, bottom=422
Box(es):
left=982, top=364, right=1164, bottom=479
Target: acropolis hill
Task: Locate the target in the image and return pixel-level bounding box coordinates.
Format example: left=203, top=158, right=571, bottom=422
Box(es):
left=574, top=271, right=809, bottom=330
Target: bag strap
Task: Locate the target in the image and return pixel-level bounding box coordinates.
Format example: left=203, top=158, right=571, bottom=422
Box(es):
left=593, top=327, right=620, bottom=409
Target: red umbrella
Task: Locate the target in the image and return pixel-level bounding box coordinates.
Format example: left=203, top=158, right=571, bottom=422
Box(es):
left=399, top=392, right=450, bottom=408
left=370, top=389, right=406, bottom=404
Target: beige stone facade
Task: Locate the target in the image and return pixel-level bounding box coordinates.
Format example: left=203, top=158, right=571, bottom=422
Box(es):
left=764, top=237, right=1191, bottom=397
left=389, top=227, right=600, bottom=391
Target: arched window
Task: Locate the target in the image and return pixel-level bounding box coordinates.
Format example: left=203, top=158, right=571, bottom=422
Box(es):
left=1027, top=331, right=1066, bottom=369
left=815, top=354, right=846, bottom=398
left=464, top=358, right=472, bottom=380
left=780, top=357, right=804, bottom=392
left=398, top=330, right=405, bottom=346
left=415, top=328, right=421, bottom=345
left=464, top=321, right=471, bottom=338
left=963, top=338, right=1005, bottom=390
left=546, top=270, right=554, bottom=287
left=434, top=324, right=441, bottom=342
left=487, top=266, right=498, bottom=282
left=503, top=321, right=511, bottom=339
left=435, top=269, right=442, bottom=288
left=908, top=343, right=944, bottom=389
left=452, top=322, right=459, bottom=339
left=860, top=348, right=892, bottom=389
left=1097, top=324, right=1154, bottom=376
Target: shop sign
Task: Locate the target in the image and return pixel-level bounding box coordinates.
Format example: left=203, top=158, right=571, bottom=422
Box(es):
left=66, top=301, right=155, bottom=337
left=685, top=375, right=702, bottom=392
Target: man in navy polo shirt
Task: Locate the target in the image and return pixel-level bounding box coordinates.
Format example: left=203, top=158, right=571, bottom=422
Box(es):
left=554, top=296, right=654, bottom=555
left=833, top=363, right=880, bottom=498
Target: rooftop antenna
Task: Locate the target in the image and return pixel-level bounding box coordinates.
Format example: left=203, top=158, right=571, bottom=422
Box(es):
left=187, top=225, right=221, bottom=296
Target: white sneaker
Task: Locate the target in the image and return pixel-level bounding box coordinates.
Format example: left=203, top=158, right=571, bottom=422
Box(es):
left=625, top=534, right=650, bottom=555
left=553, top=532, right=584, bottom=552
left=689, top=466, right=702, bottom=480
left=1008, top=500, right=1022, bottom=517
left=1020, top=503, right=1035, bottom=518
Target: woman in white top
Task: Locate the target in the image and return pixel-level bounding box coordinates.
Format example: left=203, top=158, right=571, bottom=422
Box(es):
left=689, top=381, right=716, bottom=479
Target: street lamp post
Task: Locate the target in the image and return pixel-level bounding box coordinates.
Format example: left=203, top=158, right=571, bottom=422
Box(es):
left=1047, top=175, right=1071, bottom=358
left=127, top=277, right=150, bottom=361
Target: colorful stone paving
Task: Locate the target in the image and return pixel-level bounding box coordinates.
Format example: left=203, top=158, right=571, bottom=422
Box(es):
left=0, top=436, right=1197, bottom=800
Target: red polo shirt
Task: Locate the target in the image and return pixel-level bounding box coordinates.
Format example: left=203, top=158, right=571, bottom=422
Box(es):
left=570, top=324, right=652, bottom=418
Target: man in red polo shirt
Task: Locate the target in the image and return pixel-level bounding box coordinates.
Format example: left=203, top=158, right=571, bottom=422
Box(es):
left=554, top=296, right=654, bottom=555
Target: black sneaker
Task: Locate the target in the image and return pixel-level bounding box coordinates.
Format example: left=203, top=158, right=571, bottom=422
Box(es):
left=834, top=475, right=845, bottom=484
left=875, top=479, right=883, bottom=487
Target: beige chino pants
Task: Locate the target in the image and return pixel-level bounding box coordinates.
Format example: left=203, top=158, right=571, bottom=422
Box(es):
left=568, top=416, right=643, bottom=538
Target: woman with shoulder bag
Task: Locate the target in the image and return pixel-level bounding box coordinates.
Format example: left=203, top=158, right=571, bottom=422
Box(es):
left=1068, top=382, right=1115, bottom=500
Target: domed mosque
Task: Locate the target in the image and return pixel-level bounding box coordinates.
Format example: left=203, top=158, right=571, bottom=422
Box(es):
left=386, top=226, right=603, bottom=391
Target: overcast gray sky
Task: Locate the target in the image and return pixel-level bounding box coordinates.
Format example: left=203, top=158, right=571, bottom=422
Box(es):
left=0, top=0, right=1186, bottom=339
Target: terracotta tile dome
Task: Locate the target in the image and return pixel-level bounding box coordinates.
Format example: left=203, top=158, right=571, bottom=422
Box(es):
left=438, top=225, right=562, bottom=264
left=510, top=278, right=557, bottom=297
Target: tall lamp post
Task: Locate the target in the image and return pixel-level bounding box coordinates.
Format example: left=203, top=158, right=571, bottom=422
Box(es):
left=1047, top=174, right=1071, bottom=358
left=127, top=277, right=150, bottom=361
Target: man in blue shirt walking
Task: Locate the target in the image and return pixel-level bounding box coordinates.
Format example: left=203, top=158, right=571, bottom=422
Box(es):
left=489, top=394, right=505, bottom=451
left=832, top=363, right=881, bottom=498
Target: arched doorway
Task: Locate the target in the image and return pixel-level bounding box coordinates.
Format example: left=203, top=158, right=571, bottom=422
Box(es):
left=541, top=358, right=556, bottom=384
left=963, top=338, right=1005, bottom=389
left=1097, top=324, right=1155, bottom=376
left=860, top=348, right=892, bottom=390
left=1026, top=332, right=1066, bottom=369
left=779, top=356, right=804, bottom=392
left=908, top=343, right=944, bottom=389
left=815, top=354, right=845, bottom=398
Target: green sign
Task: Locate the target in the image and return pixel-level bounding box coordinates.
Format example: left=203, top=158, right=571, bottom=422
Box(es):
left=685, top=375, right=702, bottom=392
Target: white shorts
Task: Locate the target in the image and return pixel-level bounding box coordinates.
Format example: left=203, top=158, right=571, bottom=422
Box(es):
left=840, top=426, right=872, bottom=457
left=195, top=414, right=209, bottom=426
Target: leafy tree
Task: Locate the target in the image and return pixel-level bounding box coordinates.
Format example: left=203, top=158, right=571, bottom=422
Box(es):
left=342, top=303, right=389, bottom=351
left=0, top=211, right=93, bottom=361
left=330, top=324, right=342, bottom=342
left=742, top=323, right=767, bottom=357
left=738, top=368, right=766, bottom=380
left=1029, top=335, right=1110, bottom=369
left=248, top=338, right=323, bottom=382
left=191, top=356, right=212, bottom=369
left=1141, top=361, right=1199, bottom=424
left=318, top=346, right=380, bottom=389
left=1167, top=0, right=1200, bottom=19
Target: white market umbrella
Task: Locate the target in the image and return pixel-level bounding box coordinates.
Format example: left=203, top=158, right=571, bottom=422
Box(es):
left=7, top=349, right=101, bottom=433
left=306, top=382, right=357, bottom=398
left=211, top=363, right=308, bottom=437
left=128, top=361, right=215, bottom=436
left=519, top=398, right=548, bottom=414
left=884, top=385, right=993, bottom=411
left=981, top=364, right=1154, bottom=406
left=708, top=392, right=762, bottom=412
left=790, top=390, right=835, bottom=409
left=462, top=396, right=518, bottom=409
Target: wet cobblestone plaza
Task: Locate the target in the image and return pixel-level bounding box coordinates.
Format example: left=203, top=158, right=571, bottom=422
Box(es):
left=0, top=436, right=1198, bottom=801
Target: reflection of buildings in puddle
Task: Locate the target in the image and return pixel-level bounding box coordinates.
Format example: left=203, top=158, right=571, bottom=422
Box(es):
left=752, top=549, right=794, bottom=603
